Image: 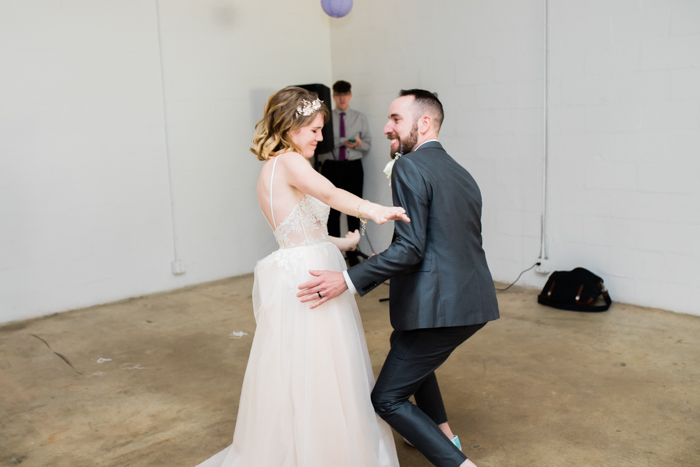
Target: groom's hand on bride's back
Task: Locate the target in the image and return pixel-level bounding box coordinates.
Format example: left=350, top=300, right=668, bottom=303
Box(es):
left=297, top=270, right=348, bottom=309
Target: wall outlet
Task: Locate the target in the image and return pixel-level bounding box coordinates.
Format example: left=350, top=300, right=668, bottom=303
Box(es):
left=171, top=260, right=186, bottom=275
left=535, top=258, right=552, bottom=274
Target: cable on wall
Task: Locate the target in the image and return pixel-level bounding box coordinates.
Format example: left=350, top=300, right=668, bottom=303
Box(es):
left=496, top=263, right=539, bottom=292
left=155, top=0, right=185, bottom=275
left=535, top=0, right=551, bottom=274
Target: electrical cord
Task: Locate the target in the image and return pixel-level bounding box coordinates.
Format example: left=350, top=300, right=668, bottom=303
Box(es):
left=495, top=263, right=538, bottom=292
left=363, top=231, right=377, bottom=256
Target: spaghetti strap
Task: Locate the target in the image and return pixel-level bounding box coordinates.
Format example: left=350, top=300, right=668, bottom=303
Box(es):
left=269, top=156, right=280, bottom=227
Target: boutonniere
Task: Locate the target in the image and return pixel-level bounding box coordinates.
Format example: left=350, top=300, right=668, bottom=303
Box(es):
left=383, top=146, right=403, bottom=186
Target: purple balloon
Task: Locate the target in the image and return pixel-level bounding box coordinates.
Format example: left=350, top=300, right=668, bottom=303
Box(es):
left=321, top=0, right=353, bottom=18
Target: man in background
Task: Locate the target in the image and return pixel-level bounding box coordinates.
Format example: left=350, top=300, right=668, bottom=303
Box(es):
left=320, top=80, right=372, bottom=266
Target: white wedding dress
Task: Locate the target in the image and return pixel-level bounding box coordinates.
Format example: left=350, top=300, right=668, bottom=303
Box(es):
left=195, top=156, right=399, bottom=467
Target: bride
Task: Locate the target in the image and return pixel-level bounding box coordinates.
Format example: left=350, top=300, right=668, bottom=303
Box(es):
left=196, top=86, right=407, bottom=467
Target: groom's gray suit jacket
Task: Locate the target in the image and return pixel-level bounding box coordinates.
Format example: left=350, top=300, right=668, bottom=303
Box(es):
left=347, top=141, right=499, bottom=331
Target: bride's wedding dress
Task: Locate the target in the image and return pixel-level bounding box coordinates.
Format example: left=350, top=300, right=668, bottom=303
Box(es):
left=195, top=156, right=399, bottom=467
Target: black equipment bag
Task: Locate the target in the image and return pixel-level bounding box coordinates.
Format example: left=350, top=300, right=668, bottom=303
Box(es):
left=537, top=267, right=612, bottom=312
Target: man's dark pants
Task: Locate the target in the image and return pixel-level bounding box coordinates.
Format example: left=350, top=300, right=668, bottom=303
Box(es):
left=321, top=159, right=363, bottom=237
left=371, top=323, right=486, bottom=467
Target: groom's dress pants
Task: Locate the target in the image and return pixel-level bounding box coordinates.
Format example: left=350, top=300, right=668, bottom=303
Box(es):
left=371, top=323, right=486, bottom=467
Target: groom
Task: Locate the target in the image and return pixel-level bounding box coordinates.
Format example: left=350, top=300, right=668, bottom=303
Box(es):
left=298, top=89, right=499, bottom=467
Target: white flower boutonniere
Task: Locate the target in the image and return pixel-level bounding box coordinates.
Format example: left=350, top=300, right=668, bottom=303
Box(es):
left=383, top=150, right=403, bottom=186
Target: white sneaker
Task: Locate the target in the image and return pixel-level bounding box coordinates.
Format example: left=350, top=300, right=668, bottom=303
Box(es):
left=451, top=435, right=462, bottom=451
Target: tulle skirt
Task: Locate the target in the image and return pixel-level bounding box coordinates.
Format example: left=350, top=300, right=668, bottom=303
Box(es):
left=195, top=242, right=399, bottom=467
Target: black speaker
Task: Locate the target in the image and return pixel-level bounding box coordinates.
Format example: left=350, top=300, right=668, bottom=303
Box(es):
left=296, top=83, right=334, bottom=157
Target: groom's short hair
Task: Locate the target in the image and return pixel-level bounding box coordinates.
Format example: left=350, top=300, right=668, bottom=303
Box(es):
left=399, top=89, right=444, bottom=129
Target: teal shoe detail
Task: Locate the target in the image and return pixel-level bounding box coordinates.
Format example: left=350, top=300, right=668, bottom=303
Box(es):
left=451, top=435, right=462, bottom=451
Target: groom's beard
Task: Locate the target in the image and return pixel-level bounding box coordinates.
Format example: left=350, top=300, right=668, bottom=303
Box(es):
left=387, top=122, right=419, bottom=157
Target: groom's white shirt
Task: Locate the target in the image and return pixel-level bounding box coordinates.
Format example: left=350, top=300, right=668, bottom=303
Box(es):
left=342, top=139, right=439, bottom=295
left=343, top=270, right=358, bottom=295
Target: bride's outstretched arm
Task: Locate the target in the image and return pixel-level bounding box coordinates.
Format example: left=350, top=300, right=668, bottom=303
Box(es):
left=282, top=153, right=410, bottom=225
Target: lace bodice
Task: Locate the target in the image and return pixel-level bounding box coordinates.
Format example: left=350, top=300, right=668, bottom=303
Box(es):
left=273, top=194, right=330, bottom=248
left=267, top=157, right=330, bottom=249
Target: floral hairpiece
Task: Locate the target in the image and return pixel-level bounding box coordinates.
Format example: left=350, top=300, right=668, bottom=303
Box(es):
left=296, top=98, right=323, bottom=118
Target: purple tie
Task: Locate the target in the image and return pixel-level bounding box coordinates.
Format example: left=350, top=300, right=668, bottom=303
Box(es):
left=339, top=112, right=346, bottom=161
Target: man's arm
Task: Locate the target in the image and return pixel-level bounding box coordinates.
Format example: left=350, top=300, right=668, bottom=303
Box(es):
left=346, top=157, right=429, bottom=295
left=356, top=113, right=371, bottom=152
left=297, top=157, right=429, bottom=308
left=342, top=270, right=358, bottom=294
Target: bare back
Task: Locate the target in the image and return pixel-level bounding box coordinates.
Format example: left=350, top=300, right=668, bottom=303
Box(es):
left=257, top=153, right=330, bottom=249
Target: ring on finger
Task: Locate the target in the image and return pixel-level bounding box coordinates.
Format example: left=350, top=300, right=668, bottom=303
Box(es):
left=317, top=291, right=323, bottom=299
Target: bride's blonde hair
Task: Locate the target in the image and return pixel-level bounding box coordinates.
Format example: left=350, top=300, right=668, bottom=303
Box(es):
left=251, top=86, right=330, bottom=161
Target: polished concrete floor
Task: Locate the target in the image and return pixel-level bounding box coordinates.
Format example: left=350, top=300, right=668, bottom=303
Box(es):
left=1, top=275, right=699, bottom=467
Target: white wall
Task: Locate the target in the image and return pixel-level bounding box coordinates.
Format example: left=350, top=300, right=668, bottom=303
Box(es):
left=329, top=0, right=700, bottom=315
left=547, top=0, right=700, bottom=314
left=0, top=0, right=332, bottom=323
left=2, top=0, right=698, bottom=322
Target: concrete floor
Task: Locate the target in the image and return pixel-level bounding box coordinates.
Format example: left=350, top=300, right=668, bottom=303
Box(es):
left=1, top=275, right=699, bottom=467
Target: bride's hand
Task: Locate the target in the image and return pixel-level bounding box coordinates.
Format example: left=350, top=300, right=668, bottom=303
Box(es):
left=345, top=229, right=360, bottom=251
left=368, top=205, right=410, bottom=225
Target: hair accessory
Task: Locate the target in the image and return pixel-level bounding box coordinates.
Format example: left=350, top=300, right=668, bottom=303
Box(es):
left=296, top=98, right=323, bottom=118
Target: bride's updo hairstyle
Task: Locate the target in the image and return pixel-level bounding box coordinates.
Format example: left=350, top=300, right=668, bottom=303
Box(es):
left=251, top=86, right=330, bottom=161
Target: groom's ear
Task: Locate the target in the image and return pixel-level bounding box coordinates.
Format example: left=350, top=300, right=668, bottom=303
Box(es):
left=418, top=114, right=433, bottom=135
